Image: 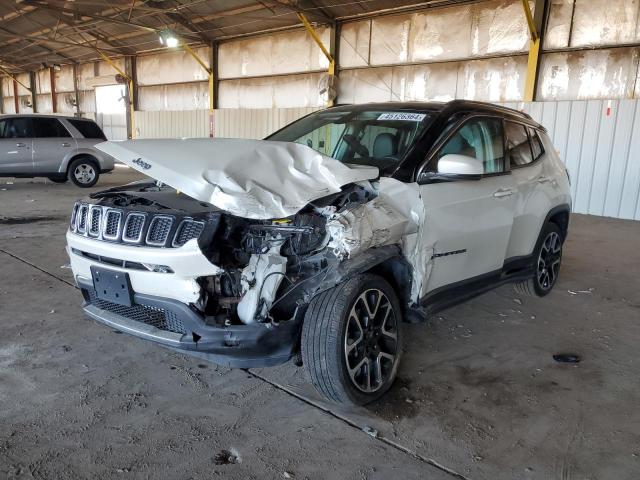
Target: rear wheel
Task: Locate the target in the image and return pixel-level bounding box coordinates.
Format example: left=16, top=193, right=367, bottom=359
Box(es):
left=301, top=274, right=402, bottom=405
left=514, top=222, right=563, bottom=297
left=68, top=157, right=99, bottom=188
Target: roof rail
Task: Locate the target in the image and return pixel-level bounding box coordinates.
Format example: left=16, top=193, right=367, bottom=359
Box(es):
left=443, top=99, right=533, bottom=120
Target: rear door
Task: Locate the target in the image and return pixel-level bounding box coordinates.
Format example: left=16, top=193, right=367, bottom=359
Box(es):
left=505, top=122, right=556, bottom=258
left=0, top=117, right=34, bottom=175
left=32, top=117, right=76, bottom=174
left=416, top=116, right=516, bottom=296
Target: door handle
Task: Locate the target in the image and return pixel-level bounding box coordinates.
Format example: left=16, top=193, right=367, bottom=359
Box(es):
left=537, top=176, right=551, bottom=184
left=16, top=142, right=26, bottom=147
left=493, top=188, right=514, bottom=198
left=61, top=142, right=71, bottom=147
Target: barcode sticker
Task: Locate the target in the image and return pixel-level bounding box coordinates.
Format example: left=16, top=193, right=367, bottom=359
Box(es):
left=377, top=112, right=426, bottom=121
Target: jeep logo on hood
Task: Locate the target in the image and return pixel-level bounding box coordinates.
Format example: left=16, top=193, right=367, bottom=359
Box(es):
left=132, top=157, right=151, bottom=170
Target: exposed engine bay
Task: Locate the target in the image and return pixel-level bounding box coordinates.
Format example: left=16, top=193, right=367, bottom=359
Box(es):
left=71, top=175, right=426, bottom=327
left=65, top=139, right=430, bottom=331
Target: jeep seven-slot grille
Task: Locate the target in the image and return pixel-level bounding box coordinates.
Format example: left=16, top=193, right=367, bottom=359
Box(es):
left=86, top=290, right=186, bottom=334
left=77, top=204, right=89, bottom=233
left=70, top=203, right=207, bottom=248
left=123, top=213, right=146, bottom=242
left=89, top=208, right=101, bottom=236
left=173, top=219, right=205, bottom=247
left=104, top=210, right=122, bottom=238
left=146, top=216, right=173, bottom=245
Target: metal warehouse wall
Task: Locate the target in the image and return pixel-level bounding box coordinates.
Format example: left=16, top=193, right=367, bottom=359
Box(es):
left=117, top=99, right=640, bottom=221
left=502, top=100, right=640, bottom=220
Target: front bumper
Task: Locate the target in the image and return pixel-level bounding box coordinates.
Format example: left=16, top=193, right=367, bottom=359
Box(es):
left=77, top=278, right=302, bottom=368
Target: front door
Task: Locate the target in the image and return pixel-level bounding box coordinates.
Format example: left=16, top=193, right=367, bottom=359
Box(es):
left=417, top=116, right=516, bottom=296
left=0, top=117, right=34, bottom=175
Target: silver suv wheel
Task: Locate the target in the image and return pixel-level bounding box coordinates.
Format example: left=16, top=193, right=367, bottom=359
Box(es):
left=74, top=163, right=96, bottom=185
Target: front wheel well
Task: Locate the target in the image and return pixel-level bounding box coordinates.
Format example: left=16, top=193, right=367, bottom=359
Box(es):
left=65, top=154, right=98, bottom=174
left=548, top=209, right=570, bottom=242
left=366, top=256, right=413, bottom=310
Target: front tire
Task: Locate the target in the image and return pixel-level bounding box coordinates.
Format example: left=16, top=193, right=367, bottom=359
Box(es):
left=301, top=274, right=402, bottom=405
left=68, top=157, right=99, bottom=188
left=514, top=222, right=563, bottom=297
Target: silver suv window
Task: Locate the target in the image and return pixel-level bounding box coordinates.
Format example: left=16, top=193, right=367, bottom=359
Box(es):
left=67, top=119, right=106, bottom=140
left=0, top=118, right=34, bottom=138
left=32, top=117, right=72, bottom=138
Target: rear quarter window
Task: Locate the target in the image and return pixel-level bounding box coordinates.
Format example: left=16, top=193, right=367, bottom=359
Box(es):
left=528, top=127, right=545, bottom=160
left=68, top=119, right=107, bottom=140
left=505, top=121, right=533, bottom=167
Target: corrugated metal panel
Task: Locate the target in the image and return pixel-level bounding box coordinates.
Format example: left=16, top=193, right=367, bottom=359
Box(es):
left=134, top=107, right=320, bottom=139
left=96, top=113, right=127, bottom=140
left=504, top=99, right=640, bottom=220
left=134, top=110, right=209, bottom=138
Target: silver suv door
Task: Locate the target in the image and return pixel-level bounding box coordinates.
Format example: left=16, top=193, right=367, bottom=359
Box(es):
left=0, top=117, right=34, bottom=175
left=416, top=116, right=516, bottom=296
left=32, top=117, right=76, bottom=174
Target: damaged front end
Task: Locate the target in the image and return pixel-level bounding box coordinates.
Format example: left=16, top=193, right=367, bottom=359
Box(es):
left=67, top=140, right=425, bottom=368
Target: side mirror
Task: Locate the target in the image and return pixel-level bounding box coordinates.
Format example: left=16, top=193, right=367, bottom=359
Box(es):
left=437, top=154, right=483, bottom=176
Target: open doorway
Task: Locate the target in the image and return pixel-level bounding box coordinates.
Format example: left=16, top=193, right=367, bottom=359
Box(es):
left=95, top=84, right=127, bottom=140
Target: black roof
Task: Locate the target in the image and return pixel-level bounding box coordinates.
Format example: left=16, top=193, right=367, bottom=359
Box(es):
left=328, top=100, right=540, bottom=129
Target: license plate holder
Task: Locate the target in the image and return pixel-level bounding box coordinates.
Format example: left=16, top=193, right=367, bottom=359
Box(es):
left=91, top=266, right=134, bottom=306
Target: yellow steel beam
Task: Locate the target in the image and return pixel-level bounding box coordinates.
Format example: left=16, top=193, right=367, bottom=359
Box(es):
left=0, top=66, right=31, bottom=92
left=521, top=0, right=539, bottom=41
left=524, top=37, right=540, bottom=102
left=522, top=0, right=540, bottom=101
left=297, top=12, right=335, bottom=106
left=96, top=48, right=136, bottom=139
left=96, top=48, right=129, bottom=80
left=181, top=42, right=214, bottom=113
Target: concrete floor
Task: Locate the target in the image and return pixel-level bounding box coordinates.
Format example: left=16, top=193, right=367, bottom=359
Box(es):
left=1, top=169, right=639, bottom=480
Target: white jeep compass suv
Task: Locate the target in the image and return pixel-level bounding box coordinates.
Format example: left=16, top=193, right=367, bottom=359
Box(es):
left=66, top=101, right=571, bottom=404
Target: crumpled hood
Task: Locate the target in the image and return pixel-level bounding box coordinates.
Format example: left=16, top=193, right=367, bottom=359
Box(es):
left=96, top=138, right=379, bottom=219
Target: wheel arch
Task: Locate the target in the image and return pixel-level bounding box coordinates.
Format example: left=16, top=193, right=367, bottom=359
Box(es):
left=546, top=204, right=571, bottom=242
left=305, top=245, right=413, bottom=310
left=60, top=152, right=99, bottom=174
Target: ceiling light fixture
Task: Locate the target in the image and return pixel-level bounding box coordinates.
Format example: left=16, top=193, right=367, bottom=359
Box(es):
left=159, top=29, right=179, bottom=48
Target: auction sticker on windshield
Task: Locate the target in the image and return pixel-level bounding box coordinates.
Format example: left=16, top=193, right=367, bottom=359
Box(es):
left=377, top=112, right=426, bottom=121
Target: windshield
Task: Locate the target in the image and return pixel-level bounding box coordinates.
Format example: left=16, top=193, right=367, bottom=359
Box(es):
left=268, top=109, right=433, bottom=175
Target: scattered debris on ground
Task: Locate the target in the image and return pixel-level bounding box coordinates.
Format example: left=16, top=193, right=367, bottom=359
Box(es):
left=214, top=449, right=241, bottom=465
left=552, top=353, right=581, bottom=364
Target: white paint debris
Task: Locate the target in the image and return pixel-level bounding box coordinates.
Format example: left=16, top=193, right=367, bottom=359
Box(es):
left=362, top=426, right=378, bottom=438
left=568, top=288, right=593, bottom=295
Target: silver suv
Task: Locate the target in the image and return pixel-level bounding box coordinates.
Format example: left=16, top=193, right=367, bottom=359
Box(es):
left=0, top=114, right=115, bottom=187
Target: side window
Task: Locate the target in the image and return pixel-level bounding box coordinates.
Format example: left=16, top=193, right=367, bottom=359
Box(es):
left=436, top=117, right=505, bottom=174
left=67, top=119, right=107, bottom=140
left=33, top=118, right=71, bottom=138
left=0, top=118, right=34, bottom=138
left=505, top=121, right=533, bottom=167
left=528, top=127, right=544, bottom=160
